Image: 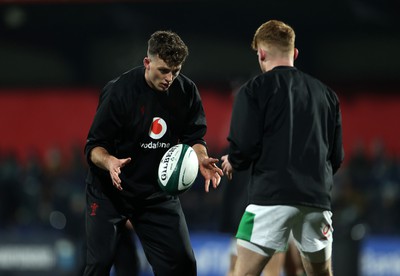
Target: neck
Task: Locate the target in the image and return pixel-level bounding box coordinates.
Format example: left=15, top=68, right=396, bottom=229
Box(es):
left=261, top=58, right=294, bottom=73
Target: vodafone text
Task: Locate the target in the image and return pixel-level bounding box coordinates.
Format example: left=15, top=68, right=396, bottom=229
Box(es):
left=140, top=141, right=170, bottom=149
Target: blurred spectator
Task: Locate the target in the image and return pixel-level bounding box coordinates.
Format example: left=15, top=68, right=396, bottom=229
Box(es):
left=1, top=141, right=400, bottom=235
left=366, top=140, right=400, bottom=234
left=0, top=151, right=23, bottom=228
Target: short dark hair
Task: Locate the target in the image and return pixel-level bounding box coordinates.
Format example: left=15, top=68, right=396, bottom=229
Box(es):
left=147, top=30, right=189, bottom=67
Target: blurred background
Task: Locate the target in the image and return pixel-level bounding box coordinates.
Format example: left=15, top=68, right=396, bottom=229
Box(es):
left=0, top=0, right=399, bottom=275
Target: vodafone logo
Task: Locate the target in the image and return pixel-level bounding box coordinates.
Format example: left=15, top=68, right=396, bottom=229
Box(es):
left=149, top=117, right=167, bottom=139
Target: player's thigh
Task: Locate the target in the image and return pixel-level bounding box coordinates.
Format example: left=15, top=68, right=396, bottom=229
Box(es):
left=262, top=251, right=285, bottom=276
left=228, top=254, right=237, bottom=276
left=85, top=184, right=126, bottom=266
left=284, top=240, right=305, bottom=275
left=227, top=237, right=238, bottom=275
left=133, top=196, right=196, bottom=275
left=301, top=252, right=333, bottom=276
left=235, top=240, right=271, bottom=276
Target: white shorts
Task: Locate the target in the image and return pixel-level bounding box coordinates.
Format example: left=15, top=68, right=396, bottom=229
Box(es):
left=236, top=204, right=333, bottom=258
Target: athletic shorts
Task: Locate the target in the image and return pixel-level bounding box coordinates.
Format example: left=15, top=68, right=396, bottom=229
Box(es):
left=236, top=204, right=333, bottom=254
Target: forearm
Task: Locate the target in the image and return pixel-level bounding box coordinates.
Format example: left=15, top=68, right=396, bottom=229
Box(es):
left=192, top=143, right=208, bottom=164
left=90, top=146, right=112, bottom=171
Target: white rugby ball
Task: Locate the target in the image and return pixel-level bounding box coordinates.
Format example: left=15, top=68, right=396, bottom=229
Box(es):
left=158, top=144, right=199, bottom=195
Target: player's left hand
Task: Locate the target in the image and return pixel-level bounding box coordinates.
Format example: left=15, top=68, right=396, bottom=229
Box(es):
left=199, top=157, right=223, bottom=192
left=221, top=154, right=233, bottom=180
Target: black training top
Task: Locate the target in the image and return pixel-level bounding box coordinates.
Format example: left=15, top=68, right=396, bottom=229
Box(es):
left=227, top=66, right=344, bottom=210
left=85, top=66, right=207, bottom=206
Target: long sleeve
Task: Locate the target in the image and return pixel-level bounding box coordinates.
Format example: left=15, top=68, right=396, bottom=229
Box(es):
left=331, top=101, right=344, bottom=174
left=227, top=85, right=261, bottom=170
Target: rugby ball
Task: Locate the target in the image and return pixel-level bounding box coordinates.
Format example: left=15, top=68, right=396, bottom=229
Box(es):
left=158, top=144, right=199, bottom=195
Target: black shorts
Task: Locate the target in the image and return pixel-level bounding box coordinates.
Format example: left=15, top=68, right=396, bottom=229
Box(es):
left=83, top=183, right=196, bottom=276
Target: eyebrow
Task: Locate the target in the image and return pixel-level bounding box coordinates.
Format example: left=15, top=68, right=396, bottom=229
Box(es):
left=158, top=66, right=181, bottom=73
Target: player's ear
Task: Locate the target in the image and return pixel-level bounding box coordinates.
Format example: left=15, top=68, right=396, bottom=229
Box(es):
left=294, top=48, right=299, bottom=60
left=258, top=48, right=266, bottom=61
left=143, top=57, right=150, bottom=69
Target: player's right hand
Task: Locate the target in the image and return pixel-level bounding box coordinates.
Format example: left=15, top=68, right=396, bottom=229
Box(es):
left=107, top=156, right=131, bottom=191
